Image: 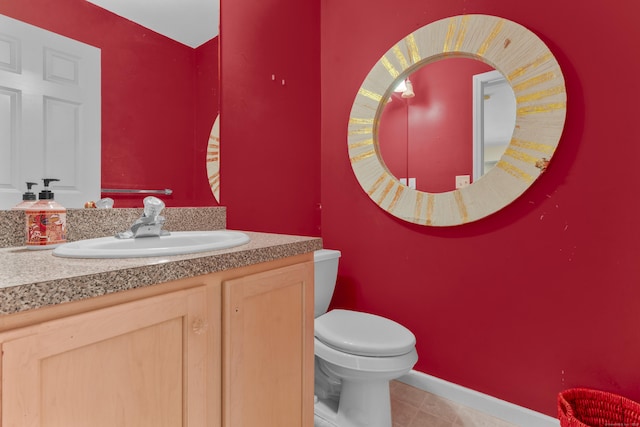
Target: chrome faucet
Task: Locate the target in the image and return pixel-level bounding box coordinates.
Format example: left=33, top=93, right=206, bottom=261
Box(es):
left=115, top=196, right=170, bottom=239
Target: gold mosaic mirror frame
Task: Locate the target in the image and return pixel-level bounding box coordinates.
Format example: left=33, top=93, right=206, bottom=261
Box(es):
left=347, top=14, right=567, bottom=226
left=207, top=113, right=220, bottom=202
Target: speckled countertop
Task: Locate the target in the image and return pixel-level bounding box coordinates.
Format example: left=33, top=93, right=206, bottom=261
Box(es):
left=0, top=208, right=322, bottom=315
left=0, top=232, right=322, bottom=315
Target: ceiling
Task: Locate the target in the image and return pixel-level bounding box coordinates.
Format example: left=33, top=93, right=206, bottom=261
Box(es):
left=86, top=0, right=219, bottom=48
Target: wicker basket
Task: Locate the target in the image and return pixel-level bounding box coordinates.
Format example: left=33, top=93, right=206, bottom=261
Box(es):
left=558, top=388, right=640, bottom=427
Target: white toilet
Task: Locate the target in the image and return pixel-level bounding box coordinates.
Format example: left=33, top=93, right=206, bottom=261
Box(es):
left=313, top=249, right=418, bottom=427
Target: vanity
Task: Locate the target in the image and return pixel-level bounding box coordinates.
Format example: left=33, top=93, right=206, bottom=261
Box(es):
left=0, top=208, right=321, bottom=427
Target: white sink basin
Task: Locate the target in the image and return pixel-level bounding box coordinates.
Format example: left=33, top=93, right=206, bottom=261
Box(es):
left=52, top=230, right=251, bottom=259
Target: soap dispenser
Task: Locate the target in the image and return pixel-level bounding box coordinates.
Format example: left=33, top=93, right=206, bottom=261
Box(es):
left=25, top=178, right=67, bottom=249
left=12, top=182, right=38, bottom=210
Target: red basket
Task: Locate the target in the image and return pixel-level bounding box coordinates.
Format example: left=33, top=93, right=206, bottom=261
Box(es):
left=558, top=388, right=640, bottom=427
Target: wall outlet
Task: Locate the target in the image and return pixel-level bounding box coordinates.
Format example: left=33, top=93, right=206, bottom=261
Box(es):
left=455, top=175, right=470, bottom=189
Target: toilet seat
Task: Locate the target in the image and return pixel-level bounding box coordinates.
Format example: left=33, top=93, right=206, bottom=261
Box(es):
left=314, top=309, right=416, bottom=357
left=315, top=337, right=418, bottom=376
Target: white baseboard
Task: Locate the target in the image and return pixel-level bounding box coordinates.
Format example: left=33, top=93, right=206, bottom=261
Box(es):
left=398, top=370, right=560, bottom=427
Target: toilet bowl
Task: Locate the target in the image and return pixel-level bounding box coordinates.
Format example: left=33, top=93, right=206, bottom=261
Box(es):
left=313, top=250, right=418, bottom=427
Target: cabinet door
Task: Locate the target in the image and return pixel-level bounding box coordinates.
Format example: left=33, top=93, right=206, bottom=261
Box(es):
left=1, top=286, right=211, bottom=427
left=223, top=262, right=314, bottom=427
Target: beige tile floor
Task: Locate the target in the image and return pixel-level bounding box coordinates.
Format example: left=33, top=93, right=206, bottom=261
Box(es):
left=390, top=381, right=519, bottom=427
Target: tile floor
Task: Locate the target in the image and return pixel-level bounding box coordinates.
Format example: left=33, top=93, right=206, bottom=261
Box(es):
left=390, top=381, right=519, bottom=427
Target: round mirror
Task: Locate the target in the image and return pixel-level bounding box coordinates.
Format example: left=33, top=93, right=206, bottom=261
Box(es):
left=378, top=58, right=517, bottom=193
left=348, top=15, right=566, bottom=226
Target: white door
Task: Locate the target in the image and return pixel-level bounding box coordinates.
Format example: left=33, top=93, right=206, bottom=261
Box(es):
left=472, top=70, right=516, bottom=181
left=0, top=14, right=100, bottom=209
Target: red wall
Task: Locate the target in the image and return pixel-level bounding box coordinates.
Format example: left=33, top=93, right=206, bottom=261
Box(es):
left=194, top=37, right=221, bottom=205
left=0, top=0, right=219, bottom=208
left=219, top=0, right=321, bottom=236
left=379, top=95, right=409, bottom=183
left=322, top=0, right=640, bottom=418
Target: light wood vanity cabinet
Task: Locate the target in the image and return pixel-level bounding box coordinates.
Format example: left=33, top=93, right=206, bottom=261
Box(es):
left=0, top=255, right=314, bottom=427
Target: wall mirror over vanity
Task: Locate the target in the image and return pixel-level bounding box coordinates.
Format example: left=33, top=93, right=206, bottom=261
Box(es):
left=0, top=13, right=101, bottom=210
left=0, top=7, right=221, bottom=211
left=348, top=14, right=567, bottom=226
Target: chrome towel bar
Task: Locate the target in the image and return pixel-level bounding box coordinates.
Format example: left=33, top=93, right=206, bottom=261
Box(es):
left=101, top=188, right=173, bottom=195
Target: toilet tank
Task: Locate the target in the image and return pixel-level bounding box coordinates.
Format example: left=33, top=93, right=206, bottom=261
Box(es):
left=314, top=249, right=341, bottom=318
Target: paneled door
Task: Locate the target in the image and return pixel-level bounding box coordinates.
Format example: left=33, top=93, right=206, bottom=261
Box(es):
left=0, top=14, right=100, bottom=209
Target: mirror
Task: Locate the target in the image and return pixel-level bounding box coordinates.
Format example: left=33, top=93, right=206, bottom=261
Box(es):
left=378, top=59, right=517, bottom=193
left=378, top=57, right=508, bottom=193
left=348, top=14, right=566, bottom=226
left=0, top=5, right=219, bottom=210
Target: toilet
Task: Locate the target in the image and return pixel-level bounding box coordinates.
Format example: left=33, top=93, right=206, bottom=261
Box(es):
left=313, top=249, right=418, bottom=427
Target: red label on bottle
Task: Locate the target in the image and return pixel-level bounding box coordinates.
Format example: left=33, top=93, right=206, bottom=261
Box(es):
left=26, top=210, right=67, bottom=247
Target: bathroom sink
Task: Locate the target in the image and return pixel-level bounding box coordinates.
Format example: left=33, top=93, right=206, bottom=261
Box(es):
left=52, top=230, right=251, bottom=259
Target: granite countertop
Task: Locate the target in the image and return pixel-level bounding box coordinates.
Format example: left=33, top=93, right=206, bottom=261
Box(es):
left=0, top=231, right=322, bottom=315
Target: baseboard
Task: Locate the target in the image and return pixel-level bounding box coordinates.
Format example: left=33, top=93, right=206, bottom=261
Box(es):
left=398, top=370, right=560, bottom=427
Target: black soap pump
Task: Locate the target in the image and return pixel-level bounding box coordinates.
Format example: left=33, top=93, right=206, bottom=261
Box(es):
left=11, top=182, right=38, bottom=210
left=25, top=178, right=67, bottom=249
left=37, top=178, right=60, bottom=201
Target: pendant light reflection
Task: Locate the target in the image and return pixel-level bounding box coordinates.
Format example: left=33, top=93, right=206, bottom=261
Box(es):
left=401, top=78, right=415, bottom=98
left=389, top=79, right=415, bottom=102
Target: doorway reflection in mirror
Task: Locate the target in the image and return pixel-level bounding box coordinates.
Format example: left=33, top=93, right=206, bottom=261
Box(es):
left=472, top=70, right=517, bottom=181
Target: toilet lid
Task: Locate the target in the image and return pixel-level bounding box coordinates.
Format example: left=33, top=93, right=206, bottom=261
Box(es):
left=314, top=309, right=416, bottom=357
